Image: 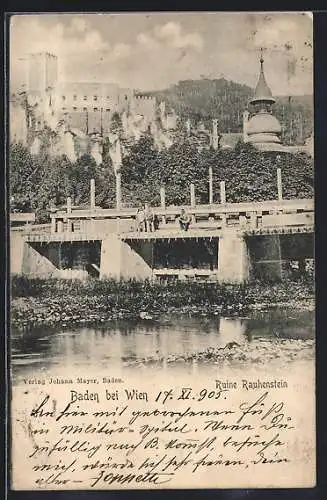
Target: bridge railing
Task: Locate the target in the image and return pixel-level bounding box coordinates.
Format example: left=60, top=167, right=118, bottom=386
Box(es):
left=11, top=223, right=52, bottom=234
left=51, top=198, right=314, bottom=220
left=48, top=198, right=314, bottom=235
left=10, top=198, right=314, bottom=240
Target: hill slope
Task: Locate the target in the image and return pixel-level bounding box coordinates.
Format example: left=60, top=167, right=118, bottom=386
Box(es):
left=138, top=78, right=313, bottom=144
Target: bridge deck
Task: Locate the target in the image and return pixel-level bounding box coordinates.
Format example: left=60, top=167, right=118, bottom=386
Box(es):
left=23, top=224, right=314, bottom=243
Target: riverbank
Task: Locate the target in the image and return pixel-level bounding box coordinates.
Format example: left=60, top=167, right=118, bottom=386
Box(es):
left=11, top=276, right=315, bottom=331
left=124, top=338, right=315, bottom=370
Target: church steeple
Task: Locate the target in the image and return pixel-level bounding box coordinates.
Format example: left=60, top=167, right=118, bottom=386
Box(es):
left=250, top=49, right=275, bottom=107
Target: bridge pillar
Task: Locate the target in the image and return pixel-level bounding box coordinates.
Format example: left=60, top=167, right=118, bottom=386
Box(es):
left=100, top=236, right=153, bottom=280
left=21, top=243, right=61, bottom=277
left=100, top=237, right=122, bottom=279
left=251, top=235, right=282, bottom=281
left=218, top=230, right=249, bottom=283
left=10, top=231, right=26, bottom=275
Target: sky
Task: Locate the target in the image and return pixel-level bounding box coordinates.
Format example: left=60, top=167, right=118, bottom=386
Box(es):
left=9, top=12, right=313, bottom=95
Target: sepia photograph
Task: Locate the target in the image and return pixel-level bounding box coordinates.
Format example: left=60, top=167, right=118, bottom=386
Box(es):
left=8, top=11, right=315, bottom=490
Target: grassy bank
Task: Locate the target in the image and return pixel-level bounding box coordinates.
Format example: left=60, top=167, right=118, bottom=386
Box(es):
left=11, top=276, right=315, bottom=331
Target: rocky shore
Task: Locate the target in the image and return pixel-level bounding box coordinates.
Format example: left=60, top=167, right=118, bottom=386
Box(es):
left=11, top=276, right=315, bottom=332
left=124, top=338, right=315, bottom=369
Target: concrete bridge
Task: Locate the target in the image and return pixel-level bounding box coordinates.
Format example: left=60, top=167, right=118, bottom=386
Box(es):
left=11, top=194, right=314, bottom=283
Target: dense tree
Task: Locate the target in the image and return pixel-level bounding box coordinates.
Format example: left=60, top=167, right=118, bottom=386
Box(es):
left=121, top=135, right=159, bottom=205
left=10, top=143, right=121, bottom=220
left=9, top=135, right=314, bottom=223
left=66, top=155, right=97, bottom=206
left=154, top=142, right=205, bottom=205
left=120, top=138, right=314, bottom=206
left=10, top=143, right=36, bottom=212
left=10, top=143, right=75, bottom=222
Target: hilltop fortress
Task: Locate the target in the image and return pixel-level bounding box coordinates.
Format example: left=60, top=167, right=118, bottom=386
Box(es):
left=10, top=52, right=182, bottom=162
left=10, top=51, right=313, bottom=163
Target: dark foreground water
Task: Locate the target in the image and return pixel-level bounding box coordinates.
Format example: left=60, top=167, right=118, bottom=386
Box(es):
left=11, top=308, right=315, bottom=380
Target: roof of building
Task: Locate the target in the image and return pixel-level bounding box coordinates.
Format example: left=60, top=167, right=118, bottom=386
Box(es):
left=250, top=56, right=275, bottom=106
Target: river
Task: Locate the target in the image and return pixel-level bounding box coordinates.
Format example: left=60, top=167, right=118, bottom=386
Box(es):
left=11, top=308, right=315, bottom=382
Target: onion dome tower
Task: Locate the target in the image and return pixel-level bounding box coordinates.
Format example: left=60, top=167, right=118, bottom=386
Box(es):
left=246, top=51, right=282, bottom=146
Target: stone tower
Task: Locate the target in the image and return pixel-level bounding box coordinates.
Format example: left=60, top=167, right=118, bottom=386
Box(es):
left=27, top=52, right=58, bottom=93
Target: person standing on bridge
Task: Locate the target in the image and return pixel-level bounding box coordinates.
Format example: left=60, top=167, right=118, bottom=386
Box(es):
left=136, top=204, right=146, bottom=232
left=144, top=203, right=155, bottom=232
left=153, top=213, right=160, bottom=231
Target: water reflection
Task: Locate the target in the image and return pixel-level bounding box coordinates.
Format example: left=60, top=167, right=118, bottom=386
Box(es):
left=217, top=318, right=247, bottom=346
left=11, top=309, right=314, bottom=379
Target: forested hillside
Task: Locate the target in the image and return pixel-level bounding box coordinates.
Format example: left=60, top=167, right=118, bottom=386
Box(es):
left=138, top=78, right=313, bottom=144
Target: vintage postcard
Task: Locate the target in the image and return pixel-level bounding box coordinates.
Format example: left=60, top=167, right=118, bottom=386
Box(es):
left=8, top=12, right=315, bottom=490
